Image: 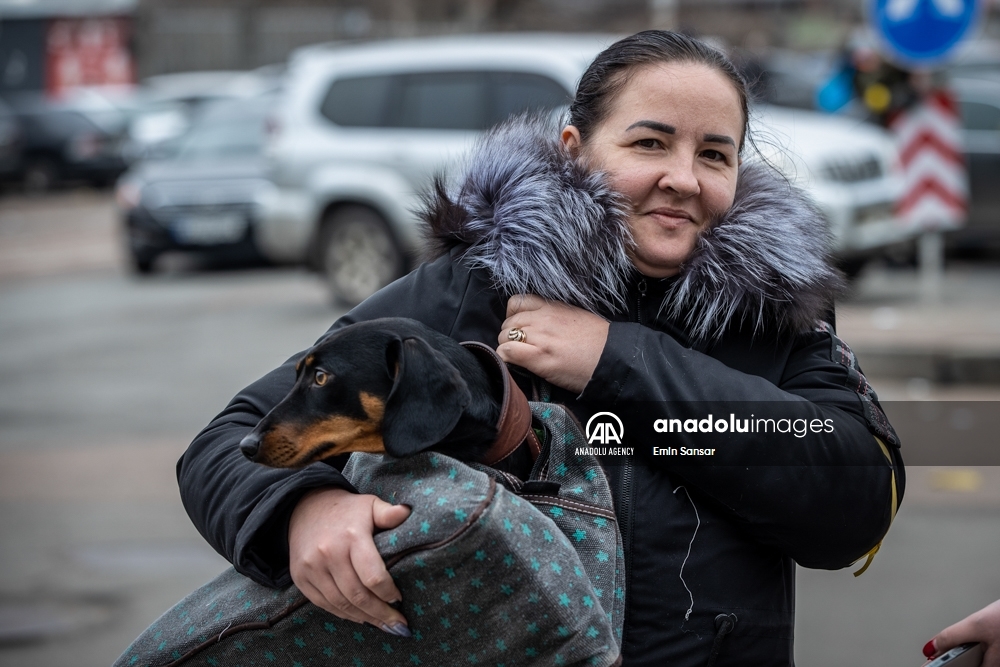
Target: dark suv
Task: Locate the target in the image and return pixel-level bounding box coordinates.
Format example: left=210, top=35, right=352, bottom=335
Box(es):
left=5, top=91, right=129, bottom=191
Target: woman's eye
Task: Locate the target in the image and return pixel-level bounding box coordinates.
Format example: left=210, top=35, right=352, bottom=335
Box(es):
left=702, top=149, right=728, bottom=162
left=635, top=138, right=660, bottom=149
left=314, top=370, right=329, bottom=386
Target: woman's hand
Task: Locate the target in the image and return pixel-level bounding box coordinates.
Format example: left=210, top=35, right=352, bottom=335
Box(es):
left=288, top=488, right=412, bottom=636
left=497, top=295, right=610, bottom=395
left=924, top=599, right=1000, bottom=666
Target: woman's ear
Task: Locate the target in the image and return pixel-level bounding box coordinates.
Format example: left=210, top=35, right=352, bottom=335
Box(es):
left=561, top=125, right=582, bottom=157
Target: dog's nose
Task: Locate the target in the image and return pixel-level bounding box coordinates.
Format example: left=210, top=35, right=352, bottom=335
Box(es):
left=240, top=433, right=261, bottom=460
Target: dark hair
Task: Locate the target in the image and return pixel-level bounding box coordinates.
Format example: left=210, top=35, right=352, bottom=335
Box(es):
left=569, top=30, right=750, bottom=153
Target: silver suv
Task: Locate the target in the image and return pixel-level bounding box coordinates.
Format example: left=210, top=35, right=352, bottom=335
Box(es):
left=259, top=34, right=913, bottom=304
left=258, top=34, right=603, bottom=304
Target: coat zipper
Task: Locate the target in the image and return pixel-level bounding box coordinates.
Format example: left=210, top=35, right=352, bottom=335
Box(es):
left=617, top=460, right=634, bottom=650
left=636, top=278, right=647, bottom=325
left=617, top=277, right=645, bottom=650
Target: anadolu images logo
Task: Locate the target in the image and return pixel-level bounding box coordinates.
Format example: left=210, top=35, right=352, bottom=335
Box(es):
left=585, top=412, right=624, bottom=445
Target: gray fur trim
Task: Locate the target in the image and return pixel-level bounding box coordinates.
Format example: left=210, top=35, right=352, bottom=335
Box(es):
left=664, top=163, right=846, bottom=341
left=421, top=115, right=844, bottom=342
left=420, top=114, right=634, bottom=314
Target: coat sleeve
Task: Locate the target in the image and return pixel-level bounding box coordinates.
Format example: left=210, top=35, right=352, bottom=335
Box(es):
left=177, top=255, right=473, bottom=588
left=578, top=320, right=903, bottom=571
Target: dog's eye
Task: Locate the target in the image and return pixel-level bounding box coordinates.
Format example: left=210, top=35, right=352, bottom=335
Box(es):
left=314, top=370, right=330, bottom=386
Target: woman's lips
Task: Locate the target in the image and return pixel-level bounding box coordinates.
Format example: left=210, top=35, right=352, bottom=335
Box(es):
left=646, top=208, right=696, bottom=228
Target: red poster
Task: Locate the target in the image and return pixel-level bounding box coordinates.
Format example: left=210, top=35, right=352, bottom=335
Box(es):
left=46, top=17, right=134, bottom=96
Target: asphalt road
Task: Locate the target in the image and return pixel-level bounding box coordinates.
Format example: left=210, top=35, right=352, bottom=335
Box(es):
left=0, top=191, right=998, bottom=667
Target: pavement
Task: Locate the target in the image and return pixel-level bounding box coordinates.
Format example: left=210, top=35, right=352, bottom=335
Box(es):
left=837, top=263, right=1000, bottom=385
left=0, top=191, right=998, bottom=667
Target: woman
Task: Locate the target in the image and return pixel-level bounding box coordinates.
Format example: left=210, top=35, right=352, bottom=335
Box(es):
left=179, top=31, right=904, bottom=666
left=924, top=600, right=1000, bottom=666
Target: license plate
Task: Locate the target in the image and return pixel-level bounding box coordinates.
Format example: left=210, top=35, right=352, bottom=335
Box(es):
left=855, top=203, right=894, bottom=226
left=173, top=214, right=247, bottom=244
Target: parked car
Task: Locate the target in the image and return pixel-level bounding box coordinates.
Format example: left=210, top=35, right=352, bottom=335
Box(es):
left=259, top=35, right=911, bottom=305
left=115, top=95, right=275, bottom=273
left=951, top=75, right=1000, bottom=255
left=123, top=67, right=283, bottom=163
left=752, top=104, right=908, bottom=274
left=0, top=98, right=23, bottom=181
left=948, top=38, right=1000, bottom=79
left=4, top=90, right=130, bottom=191
left=753, top=46, right=1000, bottom=258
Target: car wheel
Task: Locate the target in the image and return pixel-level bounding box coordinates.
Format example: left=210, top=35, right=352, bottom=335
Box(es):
left=130, top=251, right=157, bottom=275
left=319, top=205, right=404, bottom=307
left=23, top=158, right=58, bottom=194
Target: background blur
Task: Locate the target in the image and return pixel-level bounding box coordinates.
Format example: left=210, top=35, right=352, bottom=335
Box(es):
left=1, top=1, right=999, bottom=666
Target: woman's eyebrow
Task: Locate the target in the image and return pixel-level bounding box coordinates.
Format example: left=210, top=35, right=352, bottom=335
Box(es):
left=625, top=120, right=675, bottom=134
left=703, top=133, right=736, bottom=147
left=625, top=121, right=734, bottom=148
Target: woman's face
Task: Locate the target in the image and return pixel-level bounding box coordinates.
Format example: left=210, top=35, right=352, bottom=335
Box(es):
left=563, top=62, right=743, bottom=278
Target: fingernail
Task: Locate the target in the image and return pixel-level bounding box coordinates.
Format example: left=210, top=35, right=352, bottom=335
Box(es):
left=382, top=622, right=411, bottom=638
left=922, top=640, right=936, bottom=658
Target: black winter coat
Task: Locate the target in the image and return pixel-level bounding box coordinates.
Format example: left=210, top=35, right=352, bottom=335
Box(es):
left=178, top=117, right=904, bottom=667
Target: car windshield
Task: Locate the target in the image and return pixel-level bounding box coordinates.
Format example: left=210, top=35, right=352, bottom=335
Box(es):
left=169, top=95, right=273, bottom=160
left=175, top=118, right=264, bottom=159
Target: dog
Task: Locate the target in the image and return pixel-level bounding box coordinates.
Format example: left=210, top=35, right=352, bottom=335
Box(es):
left=239, top=318, right=537, bottom=474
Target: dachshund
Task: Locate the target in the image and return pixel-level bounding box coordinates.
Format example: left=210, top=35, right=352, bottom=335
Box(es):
left=239, top=318, right=537, bottom=473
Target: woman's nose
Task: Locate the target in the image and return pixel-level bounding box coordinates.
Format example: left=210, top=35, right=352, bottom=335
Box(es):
left=657, top=157, right=700, bottom=198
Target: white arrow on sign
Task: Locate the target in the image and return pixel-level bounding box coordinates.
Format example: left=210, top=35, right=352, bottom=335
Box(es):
left=886, top=0, right=964, bottom=21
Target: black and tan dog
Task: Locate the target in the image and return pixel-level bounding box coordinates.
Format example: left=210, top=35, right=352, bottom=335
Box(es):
left=239, top=318, right=538, bottom=471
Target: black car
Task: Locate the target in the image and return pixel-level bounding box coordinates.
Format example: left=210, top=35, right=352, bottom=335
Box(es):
left=116, top=96, right=274, bottom=273
left=4, top=91, right=129, bottom=191
left=0, top=98, right=23, bottom=181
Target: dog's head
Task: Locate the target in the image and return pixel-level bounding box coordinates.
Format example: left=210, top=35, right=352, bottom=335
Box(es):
left=240, top=318, right=478, bottom=467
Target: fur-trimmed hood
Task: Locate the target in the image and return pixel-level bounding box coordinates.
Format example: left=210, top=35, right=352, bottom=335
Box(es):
left=421, top=115, right=844, bottom=342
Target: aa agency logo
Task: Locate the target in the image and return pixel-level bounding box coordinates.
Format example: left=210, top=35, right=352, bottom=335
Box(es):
left=585, top=412, right=624, bottom=445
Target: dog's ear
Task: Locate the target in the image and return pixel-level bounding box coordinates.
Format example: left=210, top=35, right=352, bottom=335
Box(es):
left=383, top=336, right=471, bottom=458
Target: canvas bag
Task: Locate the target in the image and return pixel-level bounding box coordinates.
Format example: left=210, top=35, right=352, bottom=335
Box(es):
left=114, top=401, right=626, bottom=667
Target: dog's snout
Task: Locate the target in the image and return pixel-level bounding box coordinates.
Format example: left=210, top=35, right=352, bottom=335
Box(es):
left=240, top=433, right=262, bottom=460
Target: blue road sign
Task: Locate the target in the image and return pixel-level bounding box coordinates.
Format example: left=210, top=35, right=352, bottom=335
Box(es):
left=870, top=0, right=981, bottom=66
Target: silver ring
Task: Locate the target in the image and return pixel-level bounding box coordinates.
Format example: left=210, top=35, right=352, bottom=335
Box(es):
left=507, top=327, right=526, bottom=343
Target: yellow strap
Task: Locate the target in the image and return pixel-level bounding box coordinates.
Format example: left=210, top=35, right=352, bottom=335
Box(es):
left=853, top=437, right=898, bottom=577
left=876, top=436, right=898, bottom=522
left=853, top=542, right=880, bottom=576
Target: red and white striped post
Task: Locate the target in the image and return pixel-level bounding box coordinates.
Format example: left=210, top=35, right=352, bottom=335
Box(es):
left=889, top=87, right=968, bottom=299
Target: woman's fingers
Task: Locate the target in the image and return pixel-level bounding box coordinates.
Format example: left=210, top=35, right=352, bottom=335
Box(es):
left=346, top=540, right=410, bottom=635
left=290, top=539, right=366, bottom=624
left=372, top=497, right=411, bottom=530
left=927, top=599, right=1000, bottom=665
left=294, top=529, right=408, bottom=634
left=505, top=293, right=547, bottom=318
left=497, top=325, right=534, bottom=348
left=324, top=544, right=407, bottom=633
left=498, top=295, right=609, bottom=394
left=496, top=340, right=542, bottom=368
left=287, top=488, right=410, bottom=636
left=295, top=572, right=368, bottom=626
left=354, top=500, right=407, bottom=608
left=367, top=499, right=410, bottom=604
